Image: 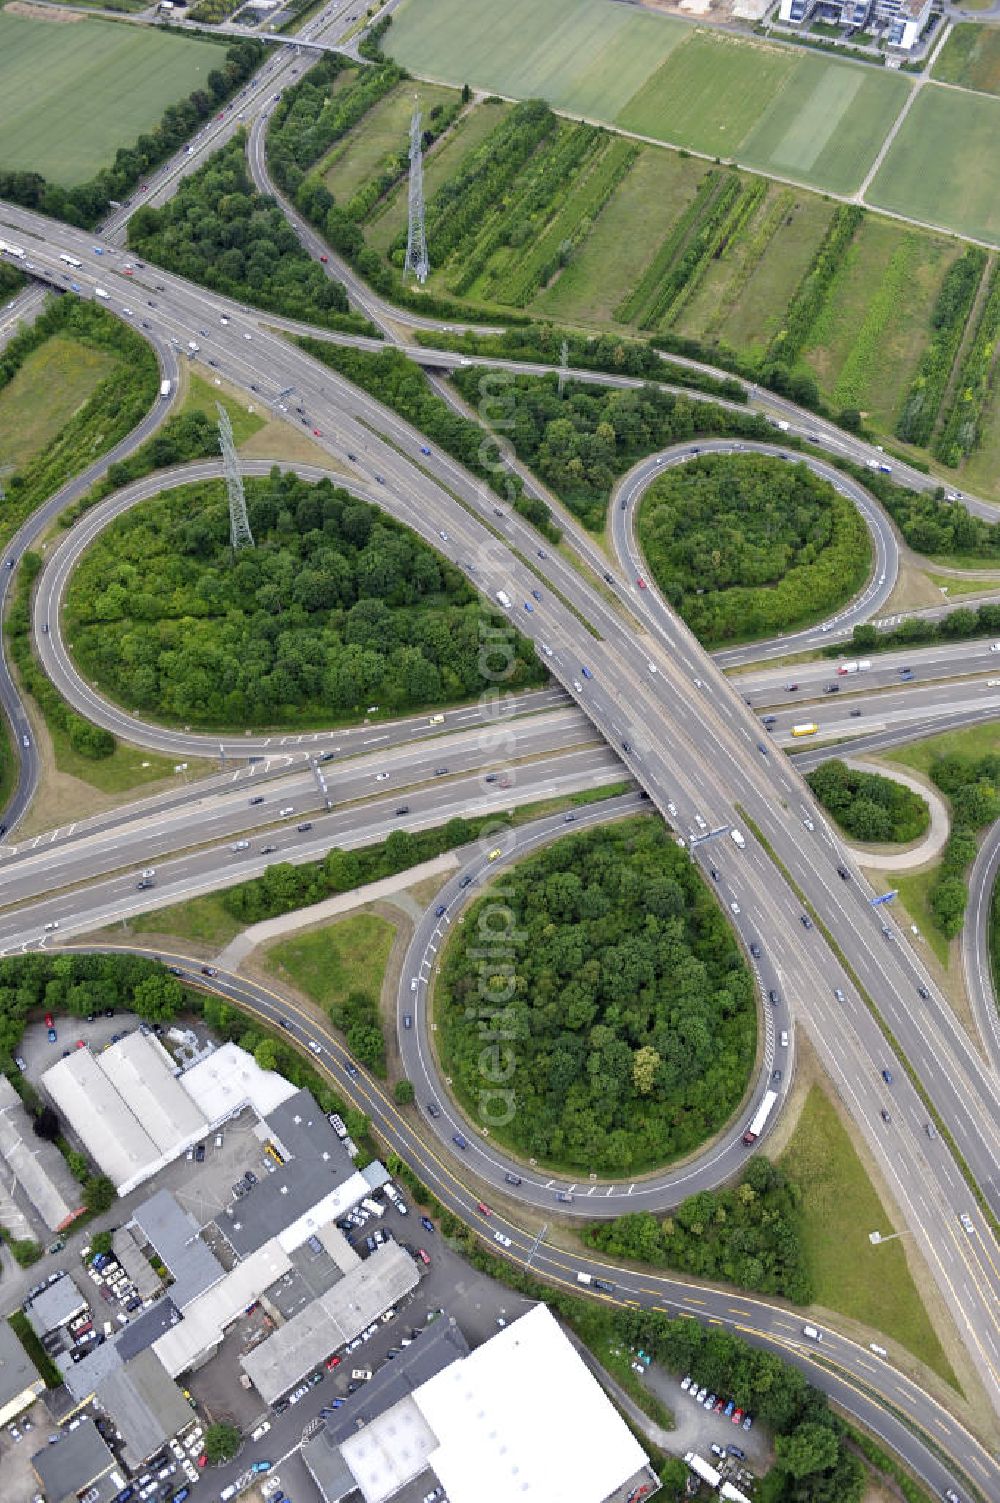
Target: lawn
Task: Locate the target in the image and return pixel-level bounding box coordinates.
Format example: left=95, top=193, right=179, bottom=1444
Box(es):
left=868, top=85, right=1000, bottom=246
left=367, top=99, right=510, bottom=252
left=779, top=1085, right=958, bottom=1386
left=388, top=0, right=687, bottom=120
left=181, top=373, right=265, bottom=449
left=130, top=891, right=243, bottom=948
left=0, top=334, right=120, bottom=472
left=0, top=12, right=225, bottom=186
left=887, top=720, right=1000, bottom=777
left=955, top=382, right=1000, bottom=500
left=802, top=219, right=959, bottom=428
left=534, top=146, right=708, bottom=326
left=261, top=914, right=396, bottom=1010
left=931, top=22, right=1000, bottom=94
left=885, top=869, right=951, bottom=967
left=319, top=79, right=460, bottom=205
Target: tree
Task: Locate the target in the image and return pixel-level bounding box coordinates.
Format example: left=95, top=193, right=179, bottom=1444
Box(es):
left=203, top=1423, right=241, bottom=1465
left=90, top=1230, right=113, bottom=1257
left=132, top=973, right=184, bottom=1023
left=632, top=1045, right=660, bottom=1095
left=84, top=1175, right=116, bottom=1214
left=33, top=1105, right=61, bottom=1141
left=394, top=1079, right=415, bottom=1104
left=775, top=1421, right=840, bottom=1478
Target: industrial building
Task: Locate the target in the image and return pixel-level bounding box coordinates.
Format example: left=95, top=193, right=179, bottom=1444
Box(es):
left=240, top=1240, right=421, bottom=1405
left=41, top=1034, right=209, bottom=1194
left=31, top=1418, right=123, bottom=1503
left=303, top=1304, right=659, bottom=1503
left=0, top=1318, right=45, bottom=1427
left=0, top=1075, right=83, bottom=1230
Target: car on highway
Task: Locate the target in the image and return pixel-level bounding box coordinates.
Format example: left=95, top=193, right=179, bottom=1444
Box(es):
left=800, top=914, right=813, bottom=929
left=505, top=1172, right=522, bottom=1186
left=403, top=1014, right=412, bottom=1030
left=636, top=576, right=646, bottom=589
left=494, top=1231, right=512, bottom=1248
left=47, top=1026, right=57, bottom=1043
left=308, top=1040, right=322, bottom=1055
left=749, top=942, right=761, bottom=958
left=959, top=1213, right=974, bottom=1233
left=426, top=1102, right=440, bottom=1118
left=476, top=1202, right=492, bottom=1216
left=880, top=1108, right=891, bottom=1124
left=200, top=966, right=218, bottom=977
left=488, top=848, right=502, bottom=861
left=881, top=1068, right=893, bottom=1085
left=452, top=1133, right=468, bottom=1149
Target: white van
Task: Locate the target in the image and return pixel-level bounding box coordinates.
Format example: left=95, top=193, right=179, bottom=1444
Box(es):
left=731, top=829, right=746, bottom=849
left=495, top=590, right=512, bottom=609
left=95, top=287, right=109, bottom=300
left=803, top=1325, right=822, bottom=1341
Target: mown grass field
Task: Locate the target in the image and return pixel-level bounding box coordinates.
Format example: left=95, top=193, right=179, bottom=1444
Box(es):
left=869, top=86, right=1000, bottom=245
left=932, top=22, right=1000, bottom=94
left=778, top=1085, right=958, bottom=1385
left=388, top=0, right=687, bottom=119
left=0, top=12, right=224, bottom=185
left=320, top=79, right=460, bottom=204
left=262, top=914, right=396, bottom=1011
left=0, top=334, right=120, bottom=472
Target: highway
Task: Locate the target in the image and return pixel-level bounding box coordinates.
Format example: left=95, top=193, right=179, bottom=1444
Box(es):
left=2, top=200, right=999, bottom=1419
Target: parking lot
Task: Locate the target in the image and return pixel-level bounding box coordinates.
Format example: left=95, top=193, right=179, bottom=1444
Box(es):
left=15, top=1007, right=144, bottom=1083
left=644, top=1364, right=771, bottom=1484
left=1, top=1398, right=49, bottom=1503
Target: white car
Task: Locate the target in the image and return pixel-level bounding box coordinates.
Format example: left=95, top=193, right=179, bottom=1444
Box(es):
left=647, top=660, right=657, bottom=674
left=991, top=643, right=1000, bottom=653
left=494, top=1231, right=512, bottom=1248
left=375, top=772, right=390, bottom=781
left=308, top=1040, right=322, bottom=1054
left=251, top=1421, right=271, bottom=1442
left=680, top=1375, right=692, bottom=1392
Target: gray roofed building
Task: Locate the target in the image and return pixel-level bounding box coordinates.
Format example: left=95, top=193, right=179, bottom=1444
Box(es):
left=60, top=1333, right=122, bottom=1403
left=26, top=1273, right=87, bottom=1336
left=112, top=1226, right=162, bottom=1300
left=95, top=1349, right=192, bottom=1469
left=222, top=1090, right=363, bottom=1260
left=130, top=1190, right=224, bottom=1309
left=31, top=1417, right=116, bottom=1502
left=302, top=1318, right=469, bottom=1503
left=0, top=1076, right=83, bottom=1231
left=0, top=1319, right=45, bottom=1427
left=115, top=1298, right=182, bottom=1362
left=241, top=1242, right=420, bottom=1405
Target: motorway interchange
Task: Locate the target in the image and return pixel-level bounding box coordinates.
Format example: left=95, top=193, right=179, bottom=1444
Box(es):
left=1, top=6, right=999, bottom=1498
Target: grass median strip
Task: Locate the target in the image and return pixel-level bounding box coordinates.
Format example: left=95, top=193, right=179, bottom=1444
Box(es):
left=735, top=805, right=999, bottom=1239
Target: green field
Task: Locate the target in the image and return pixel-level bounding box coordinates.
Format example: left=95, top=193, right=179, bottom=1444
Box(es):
left=388, top=0, right=687, bottom=118
left=932, top=22, right=1000, bottom=94
left=869, top=85, right=1000, bottom=245
left=320, top=79, right=460, bottom=204
left=802, top=218, right=959, bottom=428
left=0, top=12, right=225, bottom=185
left=262, top=914, right=396, bottom=1011
left=0, top=334, right=120, bottom=473
left=779, top=1086, right=958, bottom=1385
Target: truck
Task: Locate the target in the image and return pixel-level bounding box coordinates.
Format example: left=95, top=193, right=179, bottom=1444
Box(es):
left=730, top=828, right=746, bottom=849
left=742, top=1088, right=778, bottom=1146
left=836, top=659, right=871, bottom=675
left=495, top=590, right=512, bottom=609
left=0, top=239, right=26, bottom=260
left=791, top=722, right=819, bottom=738
left=160, top=379, right=172, bottom=399
left=187, top=340, right=200, bottom=354
left=576, top=1271, right=592, bottom=1285
left=95, top=287, right=110, bottom=300
left=771, top=419, right=790, bottom=432
left=685, top=1452, right=721, bottom=1489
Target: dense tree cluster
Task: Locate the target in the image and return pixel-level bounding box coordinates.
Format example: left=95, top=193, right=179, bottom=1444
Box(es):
left=637, top=454, right=869, bottom=646
left=449, top=369, right=775, bottom=530
left=846, top=465, right=1000, bottom=564
left=331, top=990, right=385, bottom=1078
left=64, top=471, right=545, bottom=728
left=806, top=760, right=929, bottom=845
left=0, top=40, right=262, bottom=228
left=436, top=820, right=756, bottom=1175
left=128, top=137, right=364, bottom=331
left=583, top=1157, right=812, bottom=1302
left=841, top=602, right=1000, bottom=659
left=929, top=750, right=1000, bottom=937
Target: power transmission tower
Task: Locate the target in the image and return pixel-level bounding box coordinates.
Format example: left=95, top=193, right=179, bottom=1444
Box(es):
left=217, top=402, right=254, bottom=553
left=404, top=100, right=430, bottom=285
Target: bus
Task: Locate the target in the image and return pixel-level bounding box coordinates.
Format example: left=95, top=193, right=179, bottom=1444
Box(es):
left=0, top=239, right=26, bottom=260
left=791, top=722, right=818, bottom=738
left=59, top=253, right=83, bottom=269
left=742, top=1088, right=778, bottom=1145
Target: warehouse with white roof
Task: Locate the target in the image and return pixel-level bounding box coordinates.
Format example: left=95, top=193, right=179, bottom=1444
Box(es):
left=41, top=1035, right=209, bottom=1195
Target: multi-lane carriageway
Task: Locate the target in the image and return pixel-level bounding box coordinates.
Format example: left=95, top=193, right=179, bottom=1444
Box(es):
left=0, top=198, right=998, bottom=1488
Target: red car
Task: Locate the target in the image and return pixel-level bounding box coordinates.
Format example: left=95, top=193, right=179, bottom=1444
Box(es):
left=732, top=1408, right=744, bottom=1425
left=197, top=1456, right=207, bottom=1468
left=417, top=1248, right=431, bottom=1265
left=325, top=1354, right=342, bottom=1370
left=313, top=429, right=322, bottom=437
left=76, top=1040, right=86, bottom=1049
left=319, top=255, right=328, bottom=263
left=476, top=1202, right=492, bottom=1217
left=636, top=576, right=647, bottom=589
left=44, top=1012, right=53, bottom=1029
